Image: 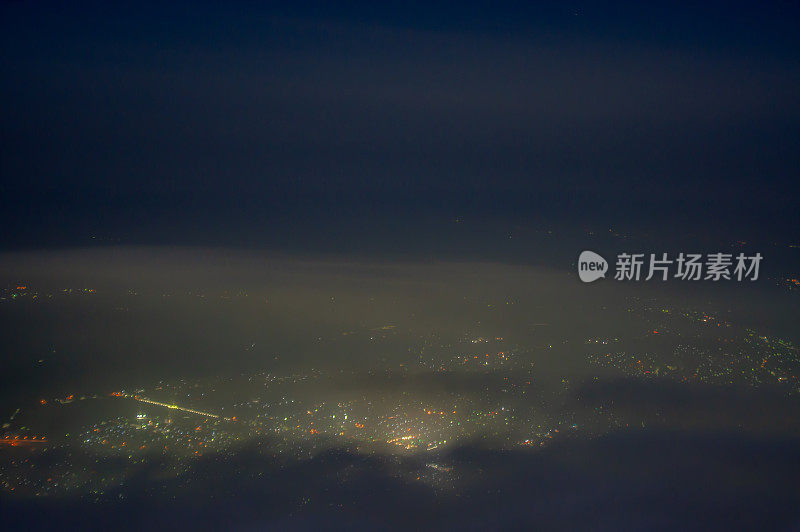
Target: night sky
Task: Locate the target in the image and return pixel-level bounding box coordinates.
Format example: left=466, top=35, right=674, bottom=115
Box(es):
left=2, top=1, right=799, bottom=252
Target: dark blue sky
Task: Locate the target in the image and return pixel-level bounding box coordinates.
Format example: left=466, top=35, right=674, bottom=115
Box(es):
left=2, top=1, right=799, bottom=252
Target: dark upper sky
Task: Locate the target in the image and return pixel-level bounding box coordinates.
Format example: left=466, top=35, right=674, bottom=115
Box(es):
left=2, top=1, right=799, bottom=252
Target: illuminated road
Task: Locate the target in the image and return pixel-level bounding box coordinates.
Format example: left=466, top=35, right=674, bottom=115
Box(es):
left=112, top=392, right=230, bottom=420
left=0, top=437, right=47, bottom=446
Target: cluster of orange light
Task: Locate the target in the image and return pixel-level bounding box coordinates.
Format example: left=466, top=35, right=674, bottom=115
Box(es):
left=387, top=434, right=416, bottom=444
